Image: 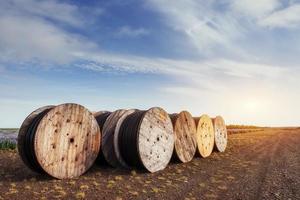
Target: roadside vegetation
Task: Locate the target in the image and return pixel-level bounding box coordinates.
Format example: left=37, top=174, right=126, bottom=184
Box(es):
left=0, top=140, right=17, bottom=150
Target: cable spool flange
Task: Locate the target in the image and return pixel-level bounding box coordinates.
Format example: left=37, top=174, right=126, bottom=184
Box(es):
left=170, top=111, right=197, bottom=163
left=194, top=115, right=214, bottom=158
left=212, top=116, right=227, bottom=152
left=119, top=107, right=174, bottom=173
left=18, top=103, right=101, bottom=179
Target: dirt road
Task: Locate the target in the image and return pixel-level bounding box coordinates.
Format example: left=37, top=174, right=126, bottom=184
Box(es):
left=0, top=128, right=299, bottom=200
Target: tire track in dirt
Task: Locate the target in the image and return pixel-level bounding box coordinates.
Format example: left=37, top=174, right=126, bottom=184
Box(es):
left=257, top=131, right=300, bottom=200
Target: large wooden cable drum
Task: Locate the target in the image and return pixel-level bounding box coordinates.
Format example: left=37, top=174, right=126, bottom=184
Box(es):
left=114, top=109, right=137, bottom=168
left=18, top=105, right=55, bottom=173
left=18, top=103, right=101, bottom=179
left=212, top=116, right=227, bottom=152
left=101, top=109, right=128, bottom=168
left=170, top=111, right=197, bottom=163
left=93, top=111, right=111, bottom=164
left=194, top=115, right=214, bottom=158
left=118, top=107, right=174, bottom=173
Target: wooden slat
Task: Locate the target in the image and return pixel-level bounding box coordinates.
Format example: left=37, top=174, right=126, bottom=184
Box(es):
left=34, top=103, right=100, bottom=179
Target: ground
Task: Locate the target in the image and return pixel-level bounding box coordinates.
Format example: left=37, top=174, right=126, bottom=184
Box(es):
left=0, top=128, right=299, bottom=200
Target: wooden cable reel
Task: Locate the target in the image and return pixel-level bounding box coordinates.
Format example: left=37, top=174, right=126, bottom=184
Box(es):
left=18, top=103, right=100, bottom=179
left=194, top=115, right=214, bottom=158
left=170, top=111, right=197, bottom=163
left=118, top=107, right=174, bottom=173
left=93, top=111, right=111, bottom=164
left=212, top=116, right=227, bottom=152
left=101, top=109, right=129, bottom=168
left=114, top=109, right=137, bottom=168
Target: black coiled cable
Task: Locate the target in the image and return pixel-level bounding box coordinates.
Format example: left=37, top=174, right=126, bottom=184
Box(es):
left=94, top=112, right=111, bottom=132
left=118, top=111, right=146, bottom=169
left=24, top=108, right=52, bottom=173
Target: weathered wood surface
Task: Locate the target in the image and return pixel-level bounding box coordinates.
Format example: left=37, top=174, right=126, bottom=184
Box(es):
left=138, top=107, right=174, bottom=173
left=114, top=109, right=137, bottom=168
left=34, top=104, right=100, bottom=179
left=102, top=109, right=128, bottom=167
left=212, top=116, right=227, bottom=152
left=18, top=105, right=55, bottom=172
left=195, top=115, right=214, bottom=158
left=170, top=111, right=197, bottom=163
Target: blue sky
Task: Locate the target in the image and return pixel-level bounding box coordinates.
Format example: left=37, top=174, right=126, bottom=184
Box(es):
left=0, top=0, right=300, bottom=127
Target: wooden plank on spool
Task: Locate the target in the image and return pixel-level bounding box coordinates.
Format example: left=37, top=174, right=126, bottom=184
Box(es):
left=101, top=109, right=128, bottom=167
left=114, top=109, right=137, bottom=168
left=212, top=116, right=227, bottom=152
left=138, top=107, right=174, bottom=173
left=170, top=111, right=197, bottom=163
left=34, top=103, right=100, bottom=179
left=195, top=115, right=214, bottom=158
left=18, top=105, right=55, bottom=172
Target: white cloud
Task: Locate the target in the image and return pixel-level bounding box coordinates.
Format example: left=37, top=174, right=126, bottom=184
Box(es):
left=115, top=26, right=150, bottom=37
left=230, top=0, right=281, bottom=18
left=0, top=15, right=96, bottom=64
left=146, top=0, right=246, bottom=55
left=259, top=4, right=300, bottom=28
left=0, top=0, right=98, bottom=65
left=0, top=0, right=83, bottom=27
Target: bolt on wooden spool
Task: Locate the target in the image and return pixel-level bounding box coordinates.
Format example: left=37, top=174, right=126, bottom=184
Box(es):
left=194, top=115, right=215, bottom=158
left=212, top=116, right=227, bottom=152
left=118, top=107, right=174, bottom=173
left=18, top=103, right=100, bottom=179
left=169, top=111, right=197, bottom=163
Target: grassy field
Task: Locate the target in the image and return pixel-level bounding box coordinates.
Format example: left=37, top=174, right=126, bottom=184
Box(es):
left=0, top=129, right=18, bottom=150
left=0, top=140, right=16, bottom=150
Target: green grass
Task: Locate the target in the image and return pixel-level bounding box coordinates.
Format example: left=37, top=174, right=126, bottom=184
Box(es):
left=0, top=140, right=17, bottom=150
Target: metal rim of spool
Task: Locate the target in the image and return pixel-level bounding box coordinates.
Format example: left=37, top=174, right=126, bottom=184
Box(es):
left=18, top=105, right=55, bottom=173
left=170, top=111, right=197, bottom=163
left=113, top=109, right=137, bottom=169
left=196, top=114, right=215, bottom=158
left=212, top=116, right=227, bottom=152
left=33, top=103, right=101, bottom=179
